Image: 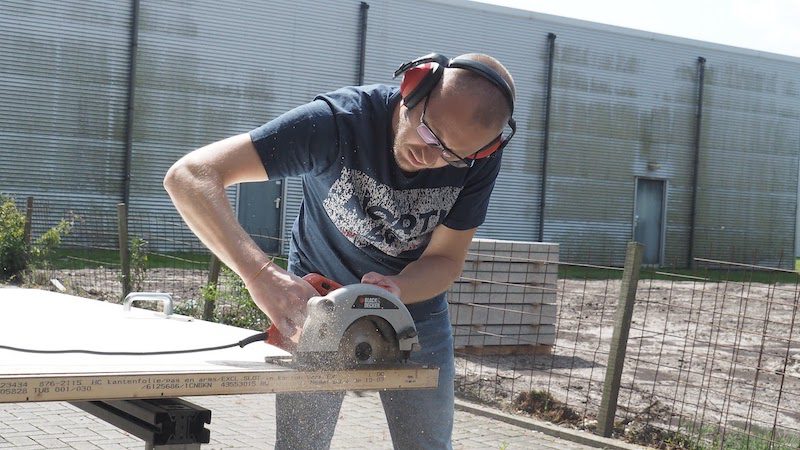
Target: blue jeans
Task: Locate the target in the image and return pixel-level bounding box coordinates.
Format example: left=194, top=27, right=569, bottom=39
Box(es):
left=275, top=295, right=455, bottom=450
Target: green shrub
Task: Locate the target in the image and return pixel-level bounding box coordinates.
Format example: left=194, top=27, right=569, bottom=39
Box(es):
left=129, top=236, right=149, bottom=291
left=207, top=266, right=270, bottom=330
left=0, top=195, right=76, bottom=281
left=0, top=195, right=28, bottom=279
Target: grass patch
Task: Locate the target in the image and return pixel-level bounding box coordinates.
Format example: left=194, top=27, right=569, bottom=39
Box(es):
left=693, top=427, right=800, bottom=450
left=560, top=264, right=800, bottom=284
left=651, top=268, right=799, bottom=284
left=558, top=265, right=624, bottom=280
left=47, top=249, right=800, bottom=284
left=50, top=248, right=212, bottom=270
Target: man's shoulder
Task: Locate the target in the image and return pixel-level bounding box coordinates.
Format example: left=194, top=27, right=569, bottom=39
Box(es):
left=314, top=84, right=400, bottom=114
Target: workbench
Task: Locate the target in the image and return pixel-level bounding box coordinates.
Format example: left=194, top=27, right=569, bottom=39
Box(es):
left=0, top=288, right=438, bottom=448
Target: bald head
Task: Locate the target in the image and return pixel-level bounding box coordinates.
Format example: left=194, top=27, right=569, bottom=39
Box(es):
left=439, top=53, right=515, bottom=132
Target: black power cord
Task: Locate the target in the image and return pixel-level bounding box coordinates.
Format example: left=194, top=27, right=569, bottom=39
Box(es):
left=0, top=332, right=268, bottom=356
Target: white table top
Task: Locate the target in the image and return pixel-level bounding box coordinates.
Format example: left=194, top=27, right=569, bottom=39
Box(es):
left=0, top=288, right=437, bottom=403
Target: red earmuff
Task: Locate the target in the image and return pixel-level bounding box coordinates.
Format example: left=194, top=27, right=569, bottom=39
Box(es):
left=399, top=64, right=434, bottom=100
left=395, top=53, right=516, bottom=161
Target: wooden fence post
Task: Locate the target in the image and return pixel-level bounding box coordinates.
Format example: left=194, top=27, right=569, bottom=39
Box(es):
left=24, top=197, right=34, bottom=245
left=203, top=255, right=222, bottom=321
left=117, top=203, right=131, bottom=299
left=597, top=241, right=644, bottom=437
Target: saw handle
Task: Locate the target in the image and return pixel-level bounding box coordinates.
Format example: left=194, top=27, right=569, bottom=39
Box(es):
left=265, top=273, right=343, bottom=350
left=302, top=273, right=343, bottom=295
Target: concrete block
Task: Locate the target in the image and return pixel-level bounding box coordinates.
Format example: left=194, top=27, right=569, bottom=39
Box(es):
left=452, top=324, right=556, bottom=347
left=449, top=303, right=557, bottom=326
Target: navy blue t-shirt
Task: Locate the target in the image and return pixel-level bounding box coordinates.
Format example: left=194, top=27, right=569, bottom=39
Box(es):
left=249, top=84, right=501, bottom=287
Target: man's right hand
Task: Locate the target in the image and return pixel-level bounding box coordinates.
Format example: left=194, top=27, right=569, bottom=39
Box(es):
left=244, top=264, right=318, bottom=344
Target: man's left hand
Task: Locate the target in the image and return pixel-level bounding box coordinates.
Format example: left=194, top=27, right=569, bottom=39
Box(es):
left=361, top=272, right=401, bottom=297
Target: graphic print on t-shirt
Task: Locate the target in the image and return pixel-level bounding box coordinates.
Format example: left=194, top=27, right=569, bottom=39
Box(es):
left=323, top=167, right=462, bottom=256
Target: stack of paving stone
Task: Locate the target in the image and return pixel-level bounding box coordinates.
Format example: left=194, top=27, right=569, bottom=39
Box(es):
left=448, top=239, right=558, bottom=355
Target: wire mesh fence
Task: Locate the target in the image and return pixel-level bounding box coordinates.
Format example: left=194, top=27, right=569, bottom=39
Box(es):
left=451, top=244, right=800, bottom=449
left=8, top=198, right=800, bottom=449
left=618, top=261, right=800, bottom=449
left=452, top=242, right=623, bottom=428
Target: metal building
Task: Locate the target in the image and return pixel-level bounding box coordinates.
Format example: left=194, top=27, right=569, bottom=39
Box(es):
left=1, top=0, right=797, bottom=268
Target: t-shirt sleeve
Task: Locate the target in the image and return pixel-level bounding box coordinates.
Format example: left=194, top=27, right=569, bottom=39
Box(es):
left=442, top=152, right=503, bottom=230
left=249, top=99, right=338, bottom=179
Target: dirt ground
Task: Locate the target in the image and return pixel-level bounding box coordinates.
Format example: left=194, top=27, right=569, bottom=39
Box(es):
left=456, top=278, right=800, bottom=447
left=34, top=269, right=800, bottom=446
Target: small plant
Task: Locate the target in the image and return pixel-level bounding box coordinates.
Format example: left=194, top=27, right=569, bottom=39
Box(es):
left=129, top=236, right=149, bottom=291
left=514, top=390, right=581, bottom=424
left=622, top=421, right=699, bottom=449
left=173, top=298, right=201, bottom=317
left=0, top=195, right=76, bottom=282
left=200, top=266, right=270, bottom=330
left=0, top=195, right=27, bottom=279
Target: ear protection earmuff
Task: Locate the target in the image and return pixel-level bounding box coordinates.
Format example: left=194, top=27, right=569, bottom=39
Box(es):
left=393, top=53, right=516, bottom=159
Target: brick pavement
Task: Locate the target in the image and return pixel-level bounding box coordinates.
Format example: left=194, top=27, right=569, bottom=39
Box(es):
left=0, top=392, right=633, bottom=449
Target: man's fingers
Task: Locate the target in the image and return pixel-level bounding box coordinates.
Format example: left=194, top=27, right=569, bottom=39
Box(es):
left=361, top=271, right=382, bottom=284
left=361, top=272, right=401, bottom=296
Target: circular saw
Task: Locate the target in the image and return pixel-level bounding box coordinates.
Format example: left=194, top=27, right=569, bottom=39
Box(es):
left=266, top=274, right=421, bottom=369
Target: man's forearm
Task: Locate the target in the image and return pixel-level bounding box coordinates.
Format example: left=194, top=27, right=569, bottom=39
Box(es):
left=163, top=159, right=268, bottom=280
left=392, top=254, right=464, bottom=304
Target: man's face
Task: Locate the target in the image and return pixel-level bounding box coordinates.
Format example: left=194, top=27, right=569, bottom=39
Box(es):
left=392, top=91, right=499, bottom=173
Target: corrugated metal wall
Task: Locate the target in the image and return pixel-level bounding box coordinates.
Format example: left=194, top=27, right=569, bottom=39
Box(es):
left=2, top=0, right=797, bottom=267
left=694, top=55, right=799, bottom=267
left=0, top=0, right=131, bottom=246
left=542, top=22, right=701, bottom=265
left=129, top=0, right=362, bottom=251
left=536, top=20, right=799, bottom=266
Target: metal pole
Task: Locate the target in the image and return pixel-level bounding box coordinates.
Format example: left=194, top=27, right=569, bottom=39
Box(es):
left=118, top=203, right=131, bottom=299
left=687, top=56, right=706, bottom=268
left=539, top=33, right=556, bottom=242
left=356, top=2, right=370, bottom=85
left=596, top=241, right=644, bottom=437
left=122, top=0, right=140, bottom=209
left=203, top=255, right=222, bottom=321
left=24, top=196, right=34, bottom=246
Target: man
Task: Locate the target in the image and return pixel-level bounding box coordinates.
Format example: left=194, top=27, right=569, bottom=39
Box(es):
left=164, top=52, right=515, bottom=449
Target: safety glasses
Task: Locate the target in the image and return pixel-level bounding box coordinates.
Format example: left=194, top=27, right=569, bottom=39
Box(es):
left=415, top=95, right=477, bottom=169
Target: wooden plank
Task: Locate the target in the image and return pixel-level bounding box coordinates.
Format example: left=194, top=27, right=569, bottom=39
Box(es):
left=0, top=288, right=438, bottom=403
left=449, top=303, right=557, bottom=326
left=598, top=242, right=643, bottom=437
left=0, top=365, right=439, bottom=403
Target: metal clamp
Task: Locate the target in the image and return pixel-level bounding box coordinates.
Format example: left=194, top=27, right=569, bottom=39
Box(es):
left=123, top=292, right=174, bottom=316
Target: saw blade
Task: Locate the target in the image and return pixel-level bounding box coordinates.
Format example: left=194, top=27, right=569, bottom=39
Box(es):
left=335, top=316, right=402, bottom=367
